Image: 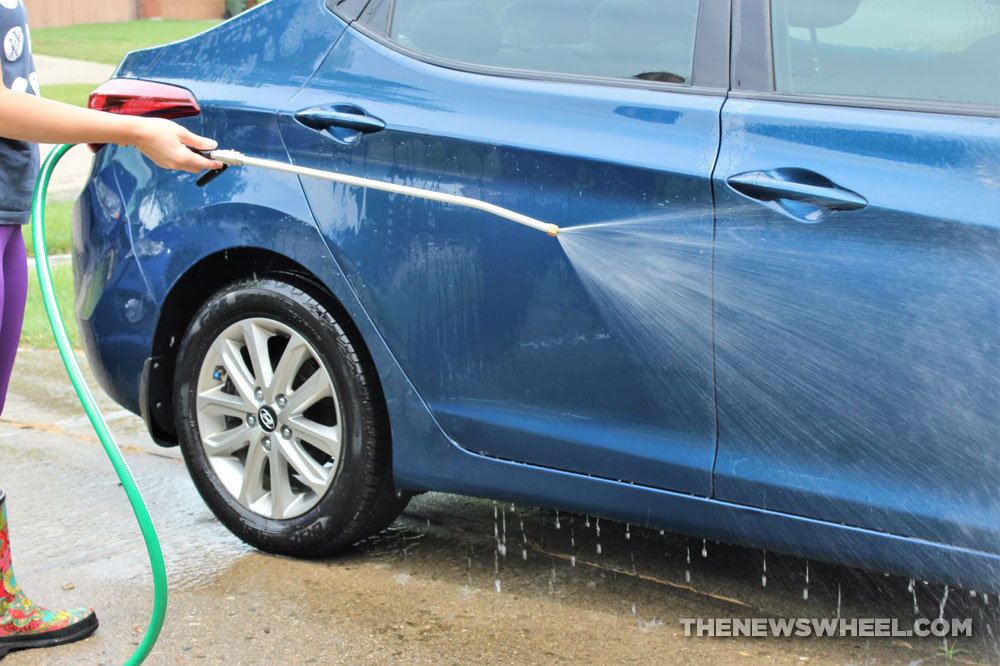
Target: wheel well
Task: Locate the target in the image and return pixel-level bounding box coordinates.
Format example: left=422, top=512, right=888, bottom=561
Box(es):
left=145, top=247, right=383, bottom=447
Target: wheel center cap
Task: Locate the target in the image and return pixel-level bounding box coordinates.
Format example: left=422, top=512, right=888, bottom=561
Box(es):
left=257, top=406, right=277, bottom=433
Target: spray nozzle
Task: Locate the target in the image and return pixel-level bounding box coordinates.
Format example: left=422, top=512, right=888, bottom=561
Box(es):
left=189, top=147, right=229, bottom=187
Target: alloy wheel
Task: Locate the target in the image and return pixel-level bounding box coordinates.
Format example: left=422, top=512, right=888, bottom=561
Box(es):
left=194, top=317, right=342, bottom=519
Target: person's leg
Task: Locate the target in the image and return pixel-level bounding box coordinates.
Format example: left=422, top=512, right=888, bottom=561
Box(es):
left=0, top=226, right=98, bottom=657
left=0, top=224, right=25, bottom=413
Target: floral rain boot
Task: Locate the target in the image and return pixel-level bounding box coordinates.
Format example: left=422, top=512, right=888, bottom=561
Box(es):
left=0, top=491, right=98, bottom=658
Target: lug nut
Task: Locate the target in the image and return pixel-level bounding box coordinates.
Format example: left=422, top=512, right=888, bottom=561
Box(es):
left=262, top=436, right=272, bottom=451
left=254, top=387, right=264, bottom=401
left=276, top=394, right=287, bottom=408
left=247, top=415, right=256, bottom=426
left=280, top=426, right=292, bottom=439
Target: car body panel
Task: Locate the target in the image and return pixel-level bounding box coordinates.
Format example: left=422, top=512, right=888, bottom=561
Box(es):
left=73, top=0, right=1000, bottom=589
left=277, top=26, right=722, bottom=494
left=712, top=98, right=1000, bottom=554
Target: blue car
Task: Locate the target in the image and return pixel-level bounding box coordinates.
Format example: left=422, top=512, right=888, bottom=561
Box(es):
left=75, top=0, right=999, bottom=588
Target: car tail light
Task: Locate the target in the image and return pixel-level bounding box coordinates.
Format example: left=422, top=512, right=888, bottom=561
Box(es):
left=87, top=79, right=201, bottom=151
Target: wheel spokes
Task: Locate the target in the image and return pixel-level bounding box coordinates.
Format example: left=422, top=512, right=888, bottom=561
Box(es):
left=204, top=423, right=256, bottom=456
left=288, top=416, right=341, bottom=459
left=269, top=333, right=308, bottom=401
left=281, top=367, right=331, bottom=416
left=199, top=385, right=252, bottom=419
left=268, top=449, right=296, bottom=518
left=216, top=337, right=257, bottom=406
left=240, top=320, right=274, bottom=389
left=239, top=440, right=269, bottom=506
left=278, top=437, right=331, bottom=494
left=196, top=316, right=344, bottom=520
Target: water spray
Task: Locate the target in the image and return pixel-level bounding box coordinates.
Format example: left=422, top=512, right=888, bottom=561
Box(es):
left=199, top=149, right=561, bottom=237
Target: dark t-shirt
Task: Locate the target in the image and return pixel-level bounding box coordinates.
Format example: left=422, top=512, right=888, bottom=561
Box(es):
left=0, top=0, right=38, bottom=225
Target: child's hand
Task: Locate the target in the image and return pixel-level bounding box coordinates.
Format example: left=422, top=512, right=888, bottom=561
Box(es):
left=130, top=117, right=224, bottom=173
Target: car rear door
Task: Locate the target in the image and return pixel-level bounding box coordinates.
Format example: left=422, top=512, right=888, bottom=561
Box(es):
left=713, top=0, right=1000, bottom=552
left=277, top=0, right=729, bottom=494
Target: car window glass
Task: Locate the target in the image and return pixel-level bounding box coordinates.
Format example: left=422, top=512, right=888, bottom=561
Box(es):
left=770, top=0, right=1000, bottom=107
left=387, top=0, right=700, bottom=84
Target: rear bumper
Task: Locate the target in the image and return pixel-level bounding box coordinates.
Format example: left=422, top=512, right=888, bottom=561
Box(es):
left=73, top=164, right=157, bottom=419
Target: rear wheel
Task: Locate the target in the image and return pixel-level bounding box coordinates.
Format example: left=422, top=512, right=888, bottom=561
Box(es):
left=174, top=276, right=407, bottom=556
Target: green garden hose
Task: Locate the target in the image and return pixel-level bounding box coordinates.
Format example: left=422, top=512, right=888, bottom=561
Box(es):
left=30, top=143, right=167, bottom=666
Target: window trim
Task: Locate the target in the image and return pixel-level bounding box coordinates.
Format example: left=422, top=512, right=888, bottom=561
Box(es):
left=359, top=0, right=393, bottom=33
left=733, top=0, right=1000, bottom=118
left=731, top=0, right=773, bottom=91
left=351, top=0, right=730, bottom=97
left=693, top=0, right=732, bottom=88
left=327, top=0, right=371, bottom=23
left=731, top=90, right=1000, bottom=119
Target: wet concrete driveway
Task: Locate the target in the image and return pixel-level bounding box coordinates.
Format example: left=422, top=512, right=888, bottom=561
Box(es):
left=0, top=349, right=996, bottom=665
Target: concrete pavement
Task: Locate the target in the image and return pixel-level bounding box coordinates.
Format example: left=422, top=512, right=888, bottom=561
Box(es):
left=34, top=55, right=115, bottom=85
left=0, top=350, right=996, bottom=665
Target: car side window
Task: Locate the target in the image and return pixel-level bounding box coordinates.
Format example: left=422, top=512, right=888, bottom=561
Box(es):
left=770, top=0, right=1000, bottom=107
left=387, top=0, right=701, bottom=84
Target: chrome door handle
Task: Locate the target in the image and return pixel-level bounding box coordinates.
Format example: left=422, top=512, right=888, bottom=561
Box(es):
left=727, top=169, right=867, bottom=211
left=294, top=105, right=386, bottom=134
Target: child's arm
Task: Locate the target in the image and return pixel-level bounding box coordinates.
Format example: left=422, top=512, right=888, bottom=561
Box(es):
left=0, top=83, right=223, bottom=174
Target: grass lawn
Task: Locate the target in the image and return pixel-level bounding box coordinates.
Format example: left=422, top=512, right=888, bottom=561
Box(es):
left=33, top=19, right=221, bottom=65
left=21, top=200, right=76, bottom=349
left=41, top=83, right=95, bottom=108
left=23, top=199, right=74, bottom=257
left=23, top=262, right=79, bottom=349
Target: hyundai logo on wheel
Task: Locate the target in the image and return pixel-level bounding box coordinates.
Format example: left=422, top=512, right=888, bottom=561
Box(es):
left=258, top=406, right=277, bottom=432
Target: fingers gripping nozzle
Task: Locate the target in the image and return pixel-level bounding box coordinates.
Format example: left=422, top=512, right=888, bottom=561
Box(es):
left=189, top=147, right=229, bottom=187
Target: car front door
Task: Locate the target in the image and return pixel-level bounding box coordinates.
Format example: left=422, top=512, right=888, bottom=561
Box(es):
left=713, top=0, right=1000, bottom=552
left=277, top=0, right=729, bottom=494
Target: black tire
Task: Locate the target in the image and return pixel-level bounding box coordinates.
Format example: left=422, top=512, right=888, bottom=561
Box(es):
left=174, top=276, right=408, bottom=557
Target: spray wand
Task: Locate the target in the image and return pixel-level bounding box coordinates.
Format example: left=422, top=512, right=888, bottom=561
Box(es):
left=197, top=149, right=561, bottom=237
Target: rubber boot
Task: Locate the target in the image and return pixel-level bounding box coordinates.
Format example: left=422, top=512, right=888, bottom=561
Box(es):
left=0, top=491, right=98, bottom=658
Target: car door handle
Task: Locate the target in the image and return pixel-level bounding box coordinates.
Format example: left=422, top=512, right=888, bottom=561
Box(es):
left=294, top=105, right=386, bottom=134
left=727, top=169, right=867, bottom=211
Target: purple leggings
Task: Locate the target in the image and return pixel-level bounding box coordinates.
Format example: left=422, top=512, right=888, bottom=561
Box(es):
left=0, top=225, right=26, bottom=415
